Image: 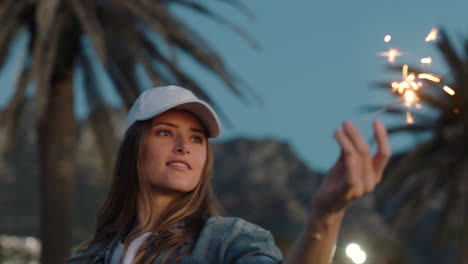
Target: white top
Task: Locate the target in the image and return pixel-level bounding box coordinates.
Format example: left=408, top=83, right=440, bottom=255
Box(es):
left=111, top=232, right=152, bottom=264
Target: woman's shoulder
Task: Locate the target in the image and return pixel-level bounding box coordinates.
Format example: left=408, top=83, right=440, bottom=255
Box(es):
left=203, top=216, right=269, bottom=234
left=192, top=216, right=283, bottom=263
left=66, top=240, right=108, bottom=264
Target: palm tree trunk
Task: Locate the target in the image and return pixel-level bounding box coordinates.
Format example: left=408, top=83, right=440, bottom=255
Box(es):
left=38, top=68, right=76, bottom=264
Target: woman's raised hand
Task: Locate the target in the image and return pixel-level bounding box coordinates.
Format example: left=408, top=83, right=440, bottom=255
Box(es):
left=312, top=120, right=391, bottom=218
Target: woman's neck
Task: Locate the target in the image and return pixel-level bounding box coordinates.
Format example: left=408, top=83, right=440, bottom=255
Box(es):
left=136, top=193, right=175, bottom=229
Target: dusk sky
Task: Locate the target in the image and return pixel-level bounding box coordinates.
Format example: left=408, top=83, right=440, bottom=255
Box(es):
left=2, top=0, right=468, bottom=171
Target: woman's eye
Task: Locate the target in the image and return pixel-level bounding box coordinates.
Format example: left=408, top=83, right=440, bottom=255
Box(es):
left=156, top=130, right=171, bottom=136
left=191, top=136, right=203, bottom=144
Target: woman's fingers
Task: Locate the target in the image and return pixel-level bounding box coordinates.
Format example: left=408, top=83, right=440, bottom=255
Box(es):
left=341, top=121, right=375, bottom=192
left=342, top=121, right=372, bottom=158
left=372, top=120, right=391, bottom=181
left=334, top=127, right=357, bottom=166
left=330, top=120, right=391, bottom=205
left=334, top=122, right=365, bottom=199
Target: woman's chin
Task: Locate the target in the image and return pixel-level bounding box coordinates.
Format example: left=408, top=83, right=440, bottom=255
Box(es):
left=148, top=183, right=196, bottom=195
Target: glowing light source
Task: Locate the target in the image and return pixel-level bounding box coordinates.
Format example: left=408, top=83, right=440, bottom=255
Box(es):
left=406, top=112, right=414, bottom=124
left=389, top=64, right=422, bottom=124
left=384, top=34, right=392, bottom=42
left=378, top=48, right=403, bottom=63
left=443, top=85, right=455, bottom=95
left=425, top=28, right=439, bottom=42
left=404, top=90, right=417, bottom=107
left=376, top=28, right=455, bottom=125
left=345, top=243, right=367, bottom=264
left=417, top=73, right=441, bottom=83
left=420, top=57, right=432, bottom=64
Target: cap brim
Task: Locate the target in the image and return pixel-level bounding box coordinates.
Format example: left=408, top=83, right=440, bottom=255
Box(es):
left=171, top=101, right=221, bottom=138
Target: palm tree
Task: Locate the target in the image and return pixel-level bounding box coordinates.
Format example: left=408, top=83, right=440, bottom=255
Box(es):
left=0, top=1, right=256, bottom=263
left=368, top=28, right=468, bottom=262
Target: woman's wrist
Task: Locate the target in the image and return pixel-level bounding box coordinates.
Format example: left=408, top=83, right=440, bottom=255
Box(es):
left=306, top=205, right=345, bottom=239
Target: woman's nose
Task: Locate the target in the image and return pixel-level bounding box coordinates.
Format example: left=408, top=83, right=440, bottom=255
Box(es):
left=174, top=137, right=190, bottom=154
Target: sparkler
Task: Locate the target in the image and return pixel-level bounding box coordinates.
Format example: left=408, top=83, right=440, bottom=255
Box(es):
left=378, top=48, right=403, bottom=63
left=321, top=27, right=455, bottom=145
left=375, top=27, right=456, bottom=124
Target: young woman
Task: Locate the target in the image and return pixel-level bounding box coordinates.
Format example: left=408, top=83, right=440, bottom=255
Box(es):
left=67, top=85, right=391, bottom=264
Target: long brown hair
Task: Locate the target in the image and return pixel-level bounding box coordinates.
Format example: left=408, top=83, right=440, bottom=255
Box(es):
left=68, top=118, right=219, bottom=263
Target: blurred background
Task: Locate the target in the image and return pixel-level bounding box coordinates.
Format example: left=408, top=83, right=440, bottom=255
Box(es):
left=1, top=0, right=468, bottom=263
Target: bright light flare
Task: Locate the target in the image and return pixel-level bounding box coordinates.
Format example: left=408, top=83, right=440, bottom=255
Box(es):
left=378, top=48, right=403, bottom=63
left=390, top=64, right=422, bottom=124
left=345, top=243, right=367, bottom=264
left=406, top=112, right=414, bottom=124
left=404, top=90, right=418, bottom=107
left=384, top=35, right=392, bottom=42
left=402, top=64, right=408, bottom=78
left=418, top=73, right=441, bottom=83
left=420, top=57, right=432, bottom=64
left=425, top=28, right=439, bottom=42
left=443, top=85, right=455, bottom=95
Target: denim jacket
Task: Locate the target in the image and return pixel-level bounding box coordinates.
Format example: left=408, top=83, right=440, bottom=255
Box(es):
left=67, top=216, right=283, bottom=264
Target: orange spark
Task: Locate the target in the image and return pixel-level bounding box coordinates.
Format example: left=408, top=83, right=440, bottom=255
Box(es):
left=443, top=85, right=455, bottom=95
left=425, top=28, right=439, bottom=42
left=404, top=90, right=418, bottom=107
left=402, top=64, right=408, bottom=79
left=384, top=35, right=392, bottom=42
left=378, top=48, right=403, bottom=63
left=420, top=57, right=432, bottom=64
left=391, top=81, right=399, bottom=92
left=392, top=64, right=420, bottom=109
left=418, top=73, right=441, bottom=83
left=406, top=111, right=414, bottom=124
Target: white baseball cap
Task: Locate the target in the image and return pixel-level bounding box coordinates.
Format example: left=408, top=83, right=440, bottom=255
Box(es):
left=125, top=85, right=221, bottom=138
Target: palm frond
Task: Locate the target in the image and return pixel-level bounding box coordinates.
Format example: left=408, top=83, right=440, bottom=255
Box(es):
left=131, top=0, right=252, bottom=103
left=376, top=138, right=443, bottom=202
left=418, top=92, right=449, bottom=111
left=436, top=29, right=464, bottom=78
left=391, top=161, right=452, bottom=231
left=0, top=0, right=16, bottom=20
left=168, top=0, right=259, bottom=49
left=145, top=3, right=249, bottom=101
left=386, top=123, right=434, bottom=135
left=360, top=105, right=435, bottom=120
left=0, top=66, right=31, bottom=153
left=436, top=29, right=468, bottom=105
left=80, top=54, right=117, bottom=176
left=434, top=162, right=468, bottom=247
left=214, top=0, right=256, bottom=20
left=116, top=0, right=177, bottom=60
left=370, top=81, right=393, bottom=90
left=136, top=32, right=232, bottom=127
left=99, top=14, right=142, bottom=108
left=31, top=0, right=64, bottom=116
left=69, top=0, right=107, bottom=64
left=167, top=21, right=247, bottom=102
left=0, top=19, right=20, bottom=71
left=0, top=1, right=27, bottom=69
left=140, top=56, right=166, bottom=87
left=163, top=0, right=256, bottom=21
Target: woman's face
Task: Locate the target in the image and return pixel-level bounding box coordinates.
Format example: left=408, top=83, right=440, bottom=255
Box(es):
left=141, top=109, right=208, bottom=194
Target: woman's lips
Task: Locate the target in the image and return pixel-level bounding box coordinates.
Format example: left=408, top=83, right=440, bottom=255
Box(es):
left=166, top=160, right=191, bottom=170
